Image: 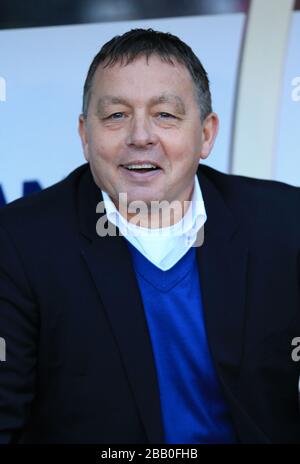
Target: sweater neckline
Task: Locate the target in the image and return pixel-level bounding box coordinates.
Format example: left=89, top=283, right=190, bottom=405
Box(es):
left=127, top=241, right=197, bottom=292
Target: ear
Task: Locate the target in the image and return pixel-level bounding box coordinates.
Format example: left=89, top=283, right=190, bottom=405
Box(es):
left=78, top=114, right=90, bottom=162
left=200, top=112, right=219, bottom=160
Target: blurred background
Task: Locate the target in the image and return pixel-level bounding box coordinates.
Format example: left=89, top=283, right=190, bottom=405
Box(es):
left=0, top=0, right=299, bottom=206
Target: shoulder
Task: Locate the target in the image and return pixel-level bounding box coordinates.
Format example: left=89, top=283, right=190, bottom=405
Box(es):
left=198, top=163, right=300, bottom=237
left=198, top=163, right=300, bottom=205
left=198, top=163, right=300, bottom=198
left=0, top=163, right=89, bottom=233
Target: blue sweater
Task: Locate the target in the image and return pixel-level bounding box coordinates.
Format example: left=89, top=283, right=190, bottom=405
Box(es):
left=127, top=241, right=237, bottom=444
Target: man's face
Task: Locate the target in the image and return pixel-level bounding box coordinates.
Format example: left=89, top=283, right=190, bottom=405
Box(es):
left=79, top=54, right=218, bottom=209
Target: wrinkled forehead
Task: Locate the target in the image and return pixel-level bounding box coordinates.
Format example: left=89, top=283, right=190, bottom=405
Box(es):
left=95, top=93, right=187, bottom=116
left=91, top=54, right=197, bottom=101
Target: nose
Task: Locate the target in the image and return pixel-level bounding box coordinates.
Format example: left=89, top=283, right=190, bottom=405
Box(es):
left=125, top=114, right=158, bottom=148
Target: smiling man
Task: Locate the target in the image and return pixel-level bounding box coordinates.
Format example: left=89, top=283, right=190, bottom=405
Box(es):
left=0, top=29, right=300, bottom=445
left=79, top=51, right=217, bottom=228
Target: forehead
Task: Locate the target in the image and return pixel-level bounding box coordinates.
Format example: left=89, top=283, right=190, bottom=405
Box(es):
left=91, top=54, right=196, bottom=102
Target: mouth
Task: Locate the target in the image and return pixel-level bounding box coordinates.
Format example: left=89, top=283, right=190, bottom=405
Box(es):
left=119, top=161, right=162, bottom=179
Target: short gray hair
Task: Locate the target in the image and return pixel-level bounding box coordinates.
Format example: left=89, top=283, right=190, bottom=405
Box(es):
left=82, top=28, right=212, bottom=121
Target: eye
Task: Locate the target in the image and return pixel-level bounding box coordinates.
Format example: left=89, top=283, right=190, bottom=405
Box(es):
left=107, top=112, right=125, bottom=120
left=157, top=112, right=177, bottom=119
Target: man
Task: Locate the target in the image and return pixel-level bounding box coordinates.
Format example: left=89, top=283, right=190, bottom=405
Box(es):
left=0, top=28, right=300, bottom=444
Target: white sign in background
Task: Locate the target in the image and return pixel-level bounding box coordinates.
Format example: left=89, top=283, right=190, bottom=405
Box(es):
left=275, top=11, right=300, bottom=187
left=0, top=14, right=244, bottom=203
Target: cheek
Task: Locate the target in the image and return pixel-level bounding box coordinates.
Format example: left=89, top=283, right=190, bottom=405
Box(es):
left=163, top=138, right=200, bottom=166
left=162, top=124, right=201, bottom=157
left=89, top=135, right=119, bottom=164
left=161, top=133, right=186, bottom=160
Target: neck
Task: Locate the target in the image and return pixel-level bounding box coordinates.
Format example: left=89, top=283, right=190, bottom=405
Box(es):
left=117, top=185, right=195, bottom=229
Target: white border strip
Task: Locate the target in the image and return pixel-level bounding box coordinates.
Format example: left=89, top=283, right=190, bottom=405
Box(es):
left=231, top=0, right=295, bottom=179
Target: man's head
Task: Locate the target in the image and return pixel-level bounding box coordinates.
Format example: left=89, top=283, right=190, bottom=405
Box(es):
left=82, top=28, right=212, bottom=122
left=79, top=28, right=218, bottom=217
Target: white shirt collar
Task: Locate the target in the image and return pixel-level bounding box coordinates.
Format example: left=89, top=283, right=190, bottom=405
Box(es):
left=101, top=175, right=207, bottom=271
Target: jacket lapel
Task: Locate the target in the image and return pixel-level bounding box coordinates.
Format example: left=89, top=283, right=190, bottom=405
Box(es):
left=77, top=165, right=164, bottom=444
left=196, top=167, right=270, bottom=442
left=196, top=166, right=249, bottom=384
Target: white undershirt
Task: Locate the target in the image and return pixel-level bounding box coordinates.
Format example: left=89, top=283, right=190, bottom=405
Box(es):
left=101, top=176, right=207, bottom=271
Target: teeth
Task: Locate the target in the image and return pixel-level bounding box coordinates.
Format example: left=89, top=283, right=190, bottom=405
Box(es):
left=125, top=163, right=157, bottom=170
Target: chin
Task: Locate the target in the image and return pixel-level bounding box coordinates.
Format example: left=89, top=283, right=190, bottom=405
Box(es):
left=128, top=193, right=164, bottom=205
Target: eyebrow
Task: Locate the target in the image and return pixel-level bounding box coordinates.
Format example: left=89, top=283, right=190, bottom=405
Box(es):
left=96, top=93, right=186, bottom=115
left=150, top=94, right=186, bottom=114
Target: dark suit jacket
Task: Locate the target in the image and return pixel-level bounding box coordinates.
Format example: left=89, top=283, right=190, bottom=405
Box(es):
left=0, top=163, right=300, bottom=444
